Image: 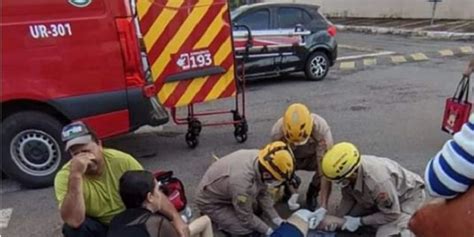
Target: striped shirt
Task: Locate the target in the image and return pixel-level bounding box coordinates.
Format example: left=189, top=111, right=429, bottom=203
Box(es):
left=425, top=113, right=474, bottom=198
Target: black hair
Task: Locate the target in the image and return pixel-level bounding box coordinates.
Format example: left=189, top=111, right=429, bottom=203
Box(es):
left=119, top=170, right=155, bottom=209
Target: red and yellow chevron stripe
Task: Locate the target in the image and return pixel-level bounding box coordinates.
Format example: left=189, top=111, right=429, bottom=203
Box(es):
left=137, top=0, right=236, bottom=108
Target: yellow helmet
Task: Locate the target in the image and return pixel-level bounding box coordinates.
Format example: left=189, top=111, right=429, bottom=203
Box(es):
left=322, top=142, right=361, bottom=181
left=258, top=141, right=295, bottom=181
left=283, top=103, right=313, bottom=145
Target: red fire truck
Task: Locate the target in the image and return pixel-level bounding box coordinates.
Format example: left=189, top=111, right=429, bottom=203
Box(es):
left=1, top=0, right=171, bottom=188
left=2, top=0, right=307, bottom=188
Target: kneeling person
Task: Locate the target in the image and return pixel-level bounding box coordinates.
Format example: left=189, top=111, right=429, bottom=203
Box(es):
left=321, top=143, right=425, bottom=237
left=195, top=141, right=294, bottom=236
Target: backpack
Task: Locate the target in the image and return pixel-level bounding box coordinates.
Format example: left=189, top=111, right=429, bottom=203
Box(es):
left=154, top=171, right=187, bottom=212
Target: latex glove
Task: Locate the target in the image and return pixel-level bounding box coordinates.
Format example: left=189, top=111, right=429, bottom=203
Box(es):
left=341, top=216, right=361, bottom=232
left=287, top=193, right=300, bottom=211
left=265, top=228, right=274, bottom=236
left=294, top=208, right=327, bottom=229
left=272, top=217, right=285, bottom=226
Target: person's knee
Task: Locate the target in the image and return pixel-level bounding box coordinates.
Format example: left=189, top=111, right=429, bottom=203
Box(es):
left=201, top=215, right=211, bottom=225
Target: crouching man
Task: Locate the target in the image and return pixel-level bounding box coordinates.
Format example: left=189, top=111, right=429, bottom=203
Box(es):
left=195, top=141, right=294, bottom=236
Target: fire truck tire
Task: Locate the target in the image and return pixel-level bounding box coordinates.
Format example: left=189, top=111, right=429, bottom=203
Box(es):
left=305, top=51, right=329, bottom=81
left=1, top=111, right=67, bottom=188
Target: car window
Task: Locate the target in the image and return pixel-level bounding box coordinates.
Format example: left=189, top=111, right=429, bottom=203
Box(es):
left=278, top=7, right=311, bottom=28
left=303, top=10, right=313, bottom=22
left=236, top=9, right=270, bottom=30
left=311, top=10, right=328, bottom=25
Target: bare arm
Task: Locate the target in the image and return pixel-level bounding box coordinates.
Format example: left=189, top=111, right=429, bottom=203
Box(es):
left=60, top=173, right=86, bottom=228
left=156, top=191, right=190, bottom=237
left=59, top=153, right=95, bottom=228
left=464, top=59, right=474, bottom=76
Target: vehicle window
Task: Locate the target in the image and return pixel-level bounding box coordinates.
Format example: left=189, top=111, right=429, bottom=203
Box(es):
left=278, top=7, right=310, bottom=28
left=303, top=10, right=313, bottom=22
left=312, top=10, right=328, bottom=25
left=237, top=9, right=270, bottom=30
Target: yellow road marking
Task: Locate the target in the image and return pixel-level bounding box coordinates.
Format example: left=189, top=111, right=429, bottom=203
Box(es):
left=439, top=50, right=454, bottom=56
left=340, top=61, right=355, bottom=70
left=460, top=46, right=473, bottom=53
left=391, top=56, right=407, bottom=63
left=363, top=58, right=377, bottom=66
left=411, top=53, right=429, bottom=61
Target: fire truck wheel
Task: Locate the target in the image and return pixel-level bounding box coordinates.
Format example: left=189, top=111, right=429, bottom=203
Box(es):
left=1, top=111, right=67, bottom=188
left=305, top=51, right=329, bottom=81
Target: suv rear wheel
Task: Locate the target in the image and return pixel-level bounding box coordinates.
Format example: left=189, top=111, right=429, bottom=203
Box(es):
left=1, top=111, right=67, bottom=188
left=305, top=51, right=329, bottom=81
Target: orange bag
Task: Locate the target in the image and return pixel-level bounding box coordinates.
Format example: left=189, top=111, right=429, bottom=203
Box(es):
left=409, top=186, right=474, bottom=237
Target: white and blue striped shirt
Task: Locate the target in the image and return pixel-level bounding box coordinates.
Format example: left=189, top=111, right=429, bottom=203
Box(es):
left=425, top=113, right=474, bottom=198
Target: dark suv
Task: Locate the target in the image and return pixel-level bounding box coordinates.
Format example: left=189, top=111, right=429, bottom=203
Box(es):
left=232, top=3, right=337, bottom=81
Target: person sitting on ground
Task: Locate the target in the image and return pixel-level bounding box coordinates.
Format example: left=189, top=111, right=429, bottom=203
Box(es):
left=54, top=121, right=189, bottom=237
left=108, top=170, right=213, bottom=237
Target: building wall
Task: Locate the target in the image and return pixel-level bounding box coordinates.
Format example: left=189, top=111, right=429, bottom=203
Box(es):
left=263, top=0, right=474, bottom=19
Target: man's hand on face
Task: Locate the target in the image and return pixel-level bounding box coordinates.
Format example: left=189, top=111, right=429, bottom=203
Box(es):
left=172, top=219, right=190, bottom=237
left=70, top=153, right=94, bottom=175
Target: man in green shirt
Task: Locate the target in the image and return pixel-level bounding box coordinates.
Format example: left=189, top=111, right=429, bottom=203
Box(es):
left=54, top=121, right=189, bottom=237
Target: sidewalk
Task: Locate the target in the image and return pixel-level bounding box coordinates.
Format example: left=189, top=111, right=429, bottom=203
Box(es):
left=328, top=17, right=474, bottom=40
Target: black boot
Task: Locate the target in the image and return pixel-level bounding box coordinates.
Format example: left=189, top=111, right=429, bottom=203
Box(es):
left=282, top=175, right=302, bottom=202
left=305, top=184, right=318, bottom=211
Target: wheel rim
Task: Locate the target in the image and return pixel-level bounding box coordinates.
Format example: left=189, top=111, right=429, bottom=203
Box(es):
left=10, top=129, right=61, bottom=176
left=310, top=56, right=327, bottom=78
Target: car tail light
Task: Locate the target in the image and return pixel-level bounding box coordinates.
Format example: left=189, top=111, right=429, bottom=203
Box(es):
left=115, top=18, right=145, bottom=87
left=327, top=25, right=337, bottom=37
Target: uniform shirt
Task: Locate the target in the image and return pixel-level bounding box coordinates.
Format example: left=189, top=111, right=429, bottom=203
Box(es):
left=195, top=150, right=279, bottom=234
left=342, top=155, right=424, bottom=226
left=54, top=148, right=143, bottom=224
left=107, top=208, right=179, bottom=237
left=271, top=113, right=333, bottom=171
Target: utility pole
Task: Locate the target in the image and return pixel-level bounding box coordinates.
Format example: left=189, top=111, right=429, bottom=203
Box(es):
left=429, top=0, right=442, bottom=25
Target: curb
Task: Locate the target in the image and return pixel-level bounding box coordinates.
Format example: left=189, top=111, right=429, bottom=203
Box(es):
left=336, top=24, right=474, bottom=40
left=335, top=46, right=473, bottom=71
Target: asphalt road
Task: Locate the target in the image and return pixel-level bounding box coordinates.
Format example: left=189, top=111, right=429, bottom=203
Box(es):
left=1, top=32, right=472, bottom=237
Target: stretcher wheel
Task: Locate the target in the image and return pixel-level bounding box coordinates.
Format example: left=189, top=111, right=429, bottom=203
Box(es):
left=189, top=119, right=202, bottom=135
left=185, top=132, right=199, bottom=148
left=234, top=120, right=248, bottom=143
left=185, top=119, right=201, bottom=148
